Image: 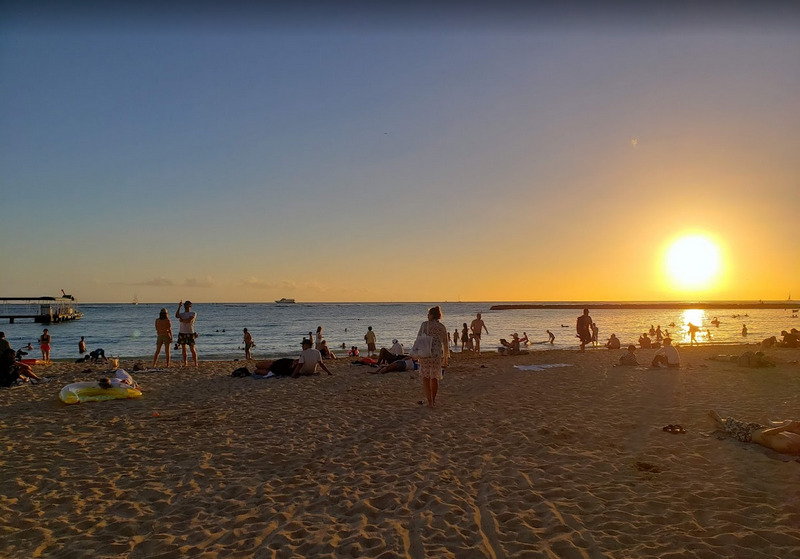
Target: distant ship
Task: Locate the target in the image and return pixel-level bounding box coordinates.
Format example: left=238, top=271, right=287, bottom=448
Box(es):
left=275, top=298, right=296, bottom=304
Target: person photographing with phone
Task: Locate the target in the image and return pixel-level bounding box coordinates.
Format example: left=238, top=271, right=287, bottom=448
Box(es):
left=175, top=300, right=198, bottom=367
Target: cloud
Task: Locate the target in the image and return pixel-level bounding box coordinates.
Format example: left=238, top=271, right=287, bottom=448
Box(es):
left=240, top=277, right=299, bottom=290
left=183, top=276, right=215, bottom=288
left=134, top=277, right=174, bottom=287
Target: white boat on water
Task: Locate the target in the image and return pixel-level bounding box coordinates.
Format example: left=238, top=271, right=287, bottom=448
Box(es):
left=275, top=298, right=296, bottom=304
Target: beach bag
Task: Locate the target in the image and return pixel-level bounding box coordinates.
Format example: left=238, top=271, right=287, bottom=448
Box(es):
left=410, top=323, right=433, bottom=358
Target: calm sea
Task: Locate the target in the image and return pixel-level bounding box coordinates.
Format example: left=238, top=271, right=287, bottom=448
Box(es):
left=1, top=302, right=796, bottom=361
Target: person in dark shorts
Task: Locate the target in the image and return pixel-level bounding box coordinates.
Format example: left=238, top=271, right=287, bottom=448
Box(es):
left=175, top=300, right=198, bottom=366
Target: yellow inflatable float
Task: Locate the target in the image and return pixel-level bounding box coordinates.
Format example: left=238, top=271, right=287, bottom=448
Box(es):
left=59, top=380, right=142, bottom=405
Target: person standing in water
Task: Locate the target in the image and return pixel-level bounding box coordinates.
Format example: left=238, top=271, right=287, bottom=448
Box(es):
left=243, top=328, right=254, bottom=360
left=470, top=313, right=489, bottom=354
left=576, top=309, right=592, bottom=352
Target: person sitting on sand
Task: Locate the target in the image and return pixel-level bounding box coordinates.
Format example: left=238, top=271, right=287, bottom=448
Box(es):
left=390, top=339, right=404, bottom=356
left=709, top=410, right=800, bottom=455
left=500, top=334, right=529, bottom=355
left=779, top=330, right=800, bottom=348
left=0, top=348, right=47, bottom=386
left=651, top=337, right=680, bottom=368
left=605, top=334, right=621, bottom=349
left=319, top=340, right=337, bottom=360
left=292, top=339, right=333, bottom=378
left=618, top=345, right=638, bottom=366
left=638, top=333, right=652, bottom=349
left=761, top=336, right=778, bottom=349
left=347, top=346, right=360, bottom=357
left=372, top=357, right=418, bottom=374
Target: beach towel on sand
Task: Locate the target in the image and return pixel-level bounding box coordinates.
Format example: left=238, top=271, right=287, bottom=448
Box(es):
left=514, top=364, right=571, bottom=371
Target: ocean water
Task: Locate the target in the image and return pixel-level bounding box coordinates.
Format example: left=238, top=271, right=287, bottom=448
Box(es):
left=1, top=302, right=797, bottom=361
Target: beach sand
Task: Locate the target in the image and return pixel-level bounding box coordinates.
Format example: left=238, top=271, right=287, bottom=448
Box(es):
left=1, top=344, right=799, bottom=558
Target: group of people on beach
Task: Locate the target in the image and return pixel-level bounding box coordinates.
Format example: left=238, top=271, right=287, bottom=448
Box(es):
left=241, top=306, right=450, bottom=408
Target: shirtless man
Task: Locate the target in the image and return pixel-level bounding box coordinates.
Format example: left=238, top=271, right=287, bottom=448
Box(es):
left=470, top=313, right=489, bottom=353
left=576, top=308, right=592, bottom=352
left=709, top=410, right=800, bottom=455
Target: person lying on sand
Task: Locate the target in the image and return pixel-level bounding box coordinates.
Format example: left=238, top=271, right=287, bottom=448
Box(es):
left=372, top=357, right=418, bottom=374
left=98, top=369, right=139, bottom=390
left=253, top=358, right=295, bottom=377
left=709, top=410, right=800, bottom=456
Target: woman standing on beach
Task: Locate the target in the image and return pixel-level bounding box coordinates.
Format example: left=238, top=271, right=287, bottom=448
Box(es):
left=315, top=326, right=324, bottom=350
left=418, top=306, right=449, bottom=408
left=153, top=308, right=172, bottom=367
left=39, top=329, right=51, bottom=363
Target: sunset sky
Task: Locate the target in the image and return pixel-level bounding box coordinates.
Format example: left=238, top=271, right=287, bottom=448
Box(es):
left=2, top=2, right=798, bottom=303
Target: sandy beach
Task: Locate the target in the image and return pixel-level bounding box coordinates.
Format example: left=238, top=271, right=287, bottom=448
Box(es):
left=2, top=344, right=799, bottom=558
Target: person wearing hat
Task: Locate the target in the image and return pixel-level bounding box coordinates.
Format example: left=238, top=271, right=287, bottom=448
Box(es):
left=175, top=300, right=198, bottom=366
left=651, top=337, right=680, bottom=368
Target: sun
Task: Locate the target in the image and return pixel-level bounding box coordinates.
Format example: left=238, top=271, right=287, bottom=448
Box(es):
left=665, top=235, right=721, bottom=290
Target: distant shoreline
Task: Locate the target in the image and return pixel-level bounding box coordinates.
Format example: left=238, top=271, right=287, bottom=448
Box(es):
left=491, top=302, right=797, bottom=311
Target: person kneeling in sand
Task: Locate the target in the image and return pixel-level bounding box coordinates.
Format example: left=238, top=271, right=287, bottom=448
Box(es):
left=651, top=337, right=680, bottom=368
left=292, top=339, right=333, bottom=378
left=373, top=357, right=418, bottom=374
left=709, top=410, right=800, bottom=455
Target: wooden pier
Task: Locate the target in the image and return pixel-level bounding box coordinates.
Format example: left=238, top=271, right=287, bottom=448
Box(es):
left=0, top=296, right=83, bottom=324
